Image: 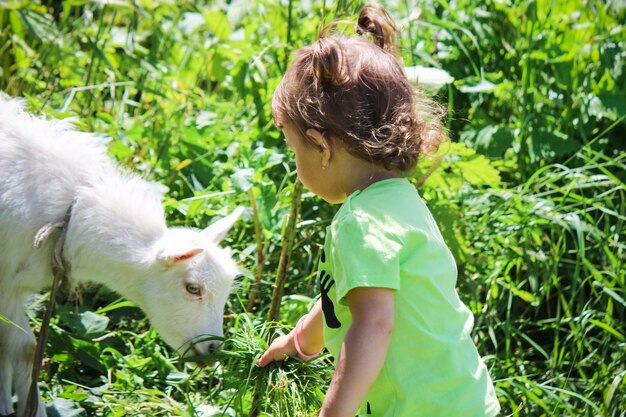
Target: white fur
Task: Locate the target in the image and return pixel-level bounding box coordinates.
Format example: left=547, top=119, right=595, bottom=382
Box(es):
left=0, top=98, right=242, bottom=417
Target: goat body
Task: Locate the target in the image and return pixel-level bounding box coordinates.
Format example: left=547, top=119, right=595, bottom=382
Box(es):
left=0, top=98, right=242, bottom=417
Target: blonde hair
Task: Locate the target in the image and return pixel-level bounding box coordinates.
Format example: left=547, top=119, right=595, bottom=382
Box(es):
left=272, top=3, right=446, bottom=172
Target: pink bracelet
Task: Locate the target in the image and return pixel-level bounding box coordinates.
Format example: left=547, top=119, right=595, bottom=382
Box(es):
left=293, top=315, right=322, bottom=361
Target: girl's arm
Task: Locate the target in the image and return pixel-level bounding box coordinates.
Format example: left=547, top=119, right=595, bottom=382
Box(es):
left=256, top=299, right=325, bottom=366
left=320, top=287, right=394, bottom=417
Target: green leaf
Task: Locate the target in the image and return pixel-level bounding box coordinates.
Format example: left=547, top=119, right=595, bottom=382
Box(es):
left=529, top=129, right=579, bottom=163
left=0, top=314, right=27, bottom=333
left=166, top=370, right=190, bottom=382
left=57, top=385, right=90, bottom=402
left=457, top=79, right=496, bottom=93
left=19, top=8, right=58, bottom=43
left=463, top=125, right=515, bottom=157
left=588, top=319, right=625, bottom=342
left=9, top=9, right=29, bottom=69
left=231, top=168, right=255, bottom=192
left=79, top=311, right=110, bottom=338
left=429, top=201, right=469, bottom=264
left=589, top=93, right=626, bottom=121
left=416, top=142, right=501, bottom=191
left=180, top=12, right=205, bottom=34
left=455, top=154, right=502, bottom=187
left=45, top=398, right=85, bottom=417
left=404, top=65, right=454, bottom=91
left=203, top=10, right=231, bottom=41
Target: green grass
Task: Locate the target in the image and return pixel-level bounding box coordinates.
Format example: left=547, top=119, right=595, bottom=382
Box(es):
left=1, top=0, right=624, bottom=415
left=463, top=149, right=626, bottom=416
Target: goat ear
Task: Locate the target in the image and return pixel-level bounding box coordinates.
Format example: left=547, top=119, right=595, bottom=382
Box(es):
left=163, top=248, right=204, bottom=266
left=203, top=207, right=245, bottom=243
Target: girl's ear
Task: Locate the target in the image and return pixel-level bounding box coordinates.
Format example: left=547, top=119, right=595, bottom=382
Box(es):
left=306, top=128, right=332, bottom=169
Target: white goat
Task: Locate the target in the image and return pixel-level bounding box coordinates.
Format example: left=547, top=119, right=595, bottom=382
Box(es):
left=0, top=98, right=243, bottom=417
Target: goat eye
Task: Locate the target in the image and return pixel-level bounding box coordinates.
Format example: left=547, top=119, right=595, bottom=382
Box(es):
left=185, top=283, right=201, bottom=296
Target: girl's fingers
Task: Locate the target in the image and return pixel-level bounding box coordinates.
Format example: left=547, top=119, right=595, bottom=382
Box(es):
left=257, top=347, right=290, bottom=367
left=257, top=335, right=295, bottom=367
left=256, top=352, right=272, bottom=367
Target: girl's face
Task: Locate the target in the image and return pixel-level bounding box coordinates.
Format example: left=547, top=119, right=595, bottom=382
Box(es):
left=280, top=122, right=343, bottom=204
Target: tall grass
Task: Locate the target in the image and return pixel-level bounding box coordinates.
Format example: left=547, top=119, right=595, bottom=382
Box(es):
left=0, top=0, right=624, bottom=416
left=461, top=149, right=626, bottom=415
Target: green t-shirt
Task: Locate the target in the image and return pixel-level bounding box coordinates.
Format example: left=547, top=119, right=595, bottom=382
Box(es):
left=319, top=178, right=500, bottom=417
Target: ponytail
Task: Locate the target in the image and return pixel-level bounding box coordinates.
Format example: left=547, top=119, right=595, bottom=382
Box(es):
left=311, top=37, right=349, bottom=87
left=273, top=3, right=447, bottom=172
left=355, top=3, right=400, bottom=53
left=311, top=3, right=401, bottom=87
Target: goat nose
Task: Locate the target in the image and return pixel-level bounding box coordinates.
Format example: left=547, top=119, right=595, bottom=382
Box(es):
left=207, top=340, right=221, bottom=354
left=193, top=340, right=221, bottom=356
left=189, top=340, right=222, bottom=368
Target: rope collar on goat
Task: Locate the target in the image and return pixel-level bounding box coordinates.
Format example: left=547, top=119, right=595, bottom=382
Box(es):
left=26, top=197, right=77, bottom=417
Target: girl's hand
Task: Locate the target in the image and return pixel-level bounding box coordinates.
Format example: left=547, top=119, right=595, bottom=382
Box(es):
left=256, top=333, right=296, bottom=367
left=257, top=300, right=325, bottom=367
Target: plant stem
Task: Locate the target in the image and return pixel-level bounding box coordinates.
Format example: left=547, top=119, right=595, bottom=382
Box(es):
left=246, top=187, right=265, bottom=312
left=249, top=4, right=300, bottom=415
left=247, top=378, right=263, bottom=417
left=284, top=0, right=293, bottom=70
left=268, top=179, right=303, bottom=323
left=248, top=180, right=302, bottom=417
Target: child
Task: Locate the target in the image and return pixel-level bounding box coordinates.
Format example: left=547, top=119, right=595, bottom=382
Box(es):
left=257, top=4, right=500, bottom=417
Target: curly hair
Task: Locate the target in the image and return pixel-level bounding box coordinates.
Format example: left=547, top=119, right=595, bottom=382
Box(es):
left=272, top=3, right=446, bottom=172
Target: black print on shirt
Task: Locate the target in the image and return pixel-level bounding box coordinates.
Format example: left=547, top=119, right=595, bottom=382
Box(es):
left=354, top=402, right=372, bottom=416
left=320, top=269, right=341, bottom=328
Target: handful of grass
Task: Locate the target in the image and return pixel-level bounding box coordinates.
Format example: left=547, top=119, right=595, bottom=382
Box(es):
left=183, top=314, right=332, bottom=417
